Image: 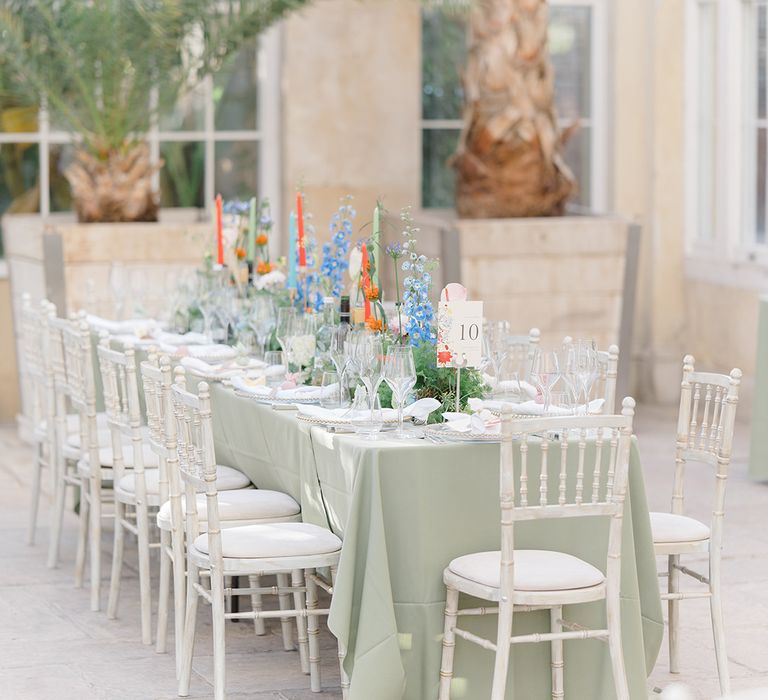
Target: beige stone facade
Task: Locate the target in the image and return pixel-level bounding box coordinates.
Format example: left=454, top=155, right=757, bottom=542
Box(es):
left=0, top=0, right=761, bottom=419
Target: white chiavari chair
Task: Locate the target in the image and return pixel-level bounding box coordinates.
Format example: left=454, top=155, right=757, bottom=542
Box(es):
left=505, top=327, right=541, bottom=370
left=98, top=337, right=163, bottom=644
left=650, top=356, right=741, bottom=696
left=141, top=358, right=301, bottom=673
left=18, top=295, right=55, bottom=545
left=438, top=399, right=636, bottom=700
left=46, top=305, right=82, bottom=570
left=171, top=376, right=347, bottom=700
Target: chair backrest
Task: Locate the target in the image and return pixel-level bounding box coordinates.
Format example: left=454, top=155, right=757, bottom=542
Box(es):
left=595, top=345, right=619, bottom=414
left=18, top=295, right=49, bottom=428
left=498, top=399, right=635, bottom=596
left=169, top=369, right=219, bottom=553
left=140, top=352, right=165, bottom=456
left=97, top=335, right=144, bottom=482
left=671, top=355, right=741, bottom=534
left=504, top=327, right=541, bottom=374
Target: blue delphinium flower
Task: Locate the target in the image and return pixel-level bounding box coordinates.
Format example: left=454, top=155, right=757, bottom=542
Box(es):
left=318, top=196, right=355, bottom=300
left=400, top=207, right=437, bottom=346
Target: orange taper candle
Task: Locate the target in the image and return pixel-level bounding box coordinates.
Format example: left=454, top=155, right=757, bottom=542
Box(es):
left=361, top=243, right=371, bottom=321
left=296, top=192, right=307, bottom=267
left=215, top=194, right=224, bottom=265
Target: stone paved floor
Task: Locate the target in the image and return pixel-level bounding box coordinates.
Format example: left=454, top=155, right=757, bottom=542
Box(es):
left=1, top=404, right=767, bottom=699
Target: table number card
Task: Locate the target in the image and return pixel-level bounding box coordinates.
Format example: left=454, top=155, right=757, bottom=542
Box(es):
left=437, top=284, right=484, bottom=368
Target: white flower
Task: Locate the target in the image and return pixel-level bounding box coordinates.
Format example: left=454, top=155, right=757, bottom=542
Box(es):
left=255, top=270, right=286, bottom=290
left=288, top=334, right=316, bottom=367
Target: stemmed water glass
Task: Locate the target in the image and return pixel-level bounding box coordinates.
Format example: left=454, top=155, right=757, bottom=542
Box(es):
left=383, top=345, right=417, bottom=438
left=248, top=294, right=276, bottom=359
left=329, top=326, right=351, bottom=406
left=275, top=307, right=297, bottom=359
left=356, top=333, right=384, bottom=413
left=569, top=339, right=599, bottom=413
left=531, top=349, right=561, bottom=414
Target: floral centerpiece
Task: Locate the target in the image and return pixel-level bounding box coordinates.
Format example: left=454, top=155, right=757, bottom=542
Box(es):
left=376, top=206, right=487, bottom=419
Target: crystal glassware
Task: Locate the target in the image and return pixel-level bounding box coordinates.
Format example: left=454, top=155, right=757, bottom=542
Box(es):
left=383, top=344, right=417, bottom=438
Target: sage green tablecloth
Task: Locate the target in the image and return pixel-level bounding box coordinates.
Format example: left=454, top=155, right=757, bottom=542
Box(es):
left=209, top=384, right=663, bottom=699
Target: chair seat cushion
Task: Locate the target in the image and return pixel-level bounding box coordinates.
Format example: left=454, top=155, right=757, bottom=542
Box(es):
left=97, top=443, right=160, bottom=469
left=193, top=522, right=341, bottom=559
left=448, top=550, right=605, bottom=592
left=650, top=512, right=710, bottom=544
left=158, top=489, right=300, bottom=524
left=119, top=464, right=251, bottom=495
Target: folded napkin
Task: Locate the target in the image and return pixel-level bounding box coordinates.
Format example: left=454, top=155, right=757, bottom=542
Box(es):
left=442, top=409, right=501, bottom=434
left=474, top=398, right=605, bottom=417
left=482, top=374, right=538, bottom=399
left=231, top=376, right=337, bottom=401
left=86, top=315, right=159, bottom=336
left=295, top=397, right=441, bottom=423
left=153, top=331, right=209, bottom=346
left=168, top=344, right=237, bottom=362
left=180, top=356, right=266, bottom=379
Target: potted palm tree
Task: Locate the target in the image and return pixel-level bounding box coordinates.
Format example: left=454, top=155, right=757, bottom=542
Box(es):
left=0, top=0, right=309, bottom=323
left=446, top=0, right=637, bottom=362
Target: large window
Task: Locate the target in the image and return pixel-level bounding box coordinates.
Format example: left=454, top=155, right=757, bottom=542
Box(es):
left=687, top=0, right=768, bottom=265
left=420, top=1, right=607, bottom=211
left=748, top=1, right=768, bottom=245
left=0, top=32, right=280, bottom=254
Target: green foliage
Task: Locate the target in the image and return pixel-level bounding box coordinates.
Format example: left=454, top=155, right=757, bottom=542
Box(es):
left=0, top=0, right=311, bottom=156
left=378, top=338, right=488, bottom=423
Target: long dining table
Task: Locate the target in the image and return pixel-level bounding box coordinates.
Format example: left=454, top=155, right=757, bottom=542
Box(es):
left=207, top=382, right=663, bottom=700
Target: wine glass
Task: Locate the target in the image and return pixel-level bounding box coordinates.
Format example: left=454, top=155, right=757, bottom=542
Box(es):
left=572, top=339, right=598, bottom=413
left=383, top=345, right=417, bottom=438
left=329, top=326, right=351, bottom=406
left=531, top=349, right=561, bottom=414
left=248, top=294, right=276, bottom=358
left=275, top=307, right=297, bottom=358
left=351, top=387, right=383, bottom=438
left=356, top=333, right=384, bottom=412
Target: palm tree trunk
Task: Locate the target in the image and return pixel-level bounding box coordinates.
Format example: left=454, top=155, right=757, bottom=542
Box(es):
left=65, top=142, right=160, bottom=223
left=453, top=0, right=576, bottom=218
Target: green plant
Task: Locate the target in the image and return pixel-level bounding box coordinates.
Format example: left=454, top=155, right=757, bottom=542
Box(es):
left=379, top=341, right=488, bottom=423
left=0, top=0, right=312, bottom=221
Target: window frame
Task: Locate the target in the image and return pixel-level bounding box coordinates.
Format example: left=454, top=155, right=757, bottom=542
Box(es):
left=683, top=0, right=768, bottom=282
left=0, top=26, right=281, bottom=244
left=418, top=0, right=609, bottom=213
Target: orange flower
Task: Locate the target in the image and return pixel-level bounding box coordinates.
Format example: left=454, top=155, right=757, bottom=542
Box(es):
left=235, top=247, right=246, bottom=260
left=255, top=233, right=268, bottom=246
left=364, top=285, right=380, bottom=302
left=365, top=317, right=383, bottom=332
left=256, top=261, right=273, bottom=275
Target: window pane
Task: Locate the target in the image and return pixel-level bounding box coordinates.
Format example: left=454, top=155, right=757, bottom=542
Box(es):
left=214, top=41, right=259, bottom=131
left=160, top=142, right=205, bottom=208
left=0, top=143, right=40, bottom=214
left=696, top=0, right=717, bottom=242
left=160, top=82, right=206, bottom=132
left=759, top=5, right=766, bottom=120
left=215, top=140, right=258, bottom=200
left=550, top=7, right=592, bottom=120
left=422, top=128, right=459, bottom=209
left=421, top=8, right=466, bottom=120
left=562, top=127, right=591, bottom=207
left=758, top=127, right=767, bottom=244
left=50, top=144, right=74, bottom=212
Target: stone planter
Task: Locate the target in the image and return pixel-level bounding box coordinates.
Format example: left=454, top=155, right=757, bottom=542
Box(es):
left=457, top=215, right=641, bottom=399
left=2, top=210, right=212, bottom=424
